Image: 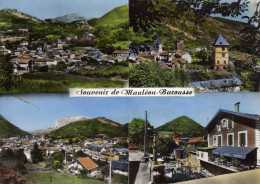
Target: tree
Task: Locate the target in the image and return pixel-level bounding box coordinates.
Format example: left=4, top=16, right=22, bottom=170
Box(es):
left=0, top=55, right=14, bottom=90
left=31, top=143, right=43, bottom=163
left=129, top=0, right=249, bottom=31
left=128, top=118, right=154, bottom=148
left=240, top=1, right=260, bottom=55
left=50, top=151, right=65, bottom=170
left=129, top=62, right=190, bottom=87
left=195, top=49, right=210, bottom=64
left=55, top=61, right=67, bottom=71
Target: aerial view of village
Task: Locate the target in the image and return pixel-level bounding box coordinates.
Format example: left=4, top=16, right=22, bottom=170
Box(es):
left=0, top=95, right=128, bottom=184
left=0, top=0, right=129, bottom=94
left=128, top=0, right=260, bottom=92
left=2, top=0, right=260, bottom=184
left=128, top=93, right=260, bottom=184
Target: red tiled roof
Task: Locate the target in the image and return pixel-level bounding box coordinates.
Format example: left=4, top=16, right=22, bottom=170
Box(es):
left=188, top=137, right=205, bottom=144
left=78, top=157, right=97, bottom=171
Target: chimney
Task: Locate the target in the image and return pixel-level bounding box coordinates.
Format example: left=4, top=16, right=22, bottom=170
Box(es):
left=235, top=102, right=240, bottom=112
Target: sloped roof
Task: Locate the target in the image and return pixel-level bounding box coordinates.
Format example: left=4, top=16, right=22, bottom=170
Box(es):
left=206, top=109, right=260, bottom=132
left=214, top=34, right=230, bottom=46
left=190, top=77, right=242, bottom=89
left=78, top=157, right=97, bottom=171
left=188, top=137, right=205, bottom=145
left=112, top=160, right=128, bottom=172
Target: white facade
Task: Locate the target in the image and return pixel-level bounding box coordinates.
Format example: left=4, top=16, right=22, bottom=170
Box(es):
left=255, top=122, right=260, bottom=166
left=181, top=52, right=192, bottom=64
left=197, top=151, right=209, bottom=162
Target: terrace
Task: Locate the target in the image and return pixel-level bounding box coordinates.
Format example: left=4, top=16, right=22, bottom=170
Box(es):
left=199, top=146, right=257, bottom=172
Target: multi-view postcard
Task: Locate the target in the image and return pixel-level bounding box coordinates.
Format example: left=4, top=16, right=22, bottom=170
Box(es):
left=0, top=0, right=260, bottom=184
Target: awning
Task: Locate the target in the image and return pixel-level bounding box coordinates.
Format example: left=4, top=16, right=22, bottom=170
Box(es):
left=213, top=146, right=256, bottom=159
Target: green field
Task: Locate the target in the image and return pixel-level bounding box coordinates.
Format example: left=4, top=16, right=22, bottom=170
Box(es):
left=0, top=72, right=126, bottom=95
left=26, top=172, right=103, bottom=184
left=90, top=5, right=128, bottom=27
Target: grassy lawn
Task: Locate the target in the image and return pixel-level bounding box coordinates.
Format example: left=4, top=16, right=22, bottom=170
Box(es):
left=26, top=172, right=104, bottom=184
left=77, top=65, right=129, bottom=79
left=92, top=5, right=128, bottom=27
left=0, top=72, right=126, bottom=94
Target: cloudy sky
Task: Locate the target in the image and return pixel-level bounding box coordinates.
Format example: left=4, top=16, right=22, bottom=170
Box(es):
left=0, top=0, right=127, bottom=19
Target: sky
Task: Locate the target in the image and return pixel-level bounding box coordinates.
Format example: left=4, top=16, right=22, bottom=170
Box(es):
left=0, top=94, right=130, bottom=131
left=1, top=93, right=260, bottom=131
left=0, top=0, right=127, bottom=19
left=0, top=0, right=257, bottom=20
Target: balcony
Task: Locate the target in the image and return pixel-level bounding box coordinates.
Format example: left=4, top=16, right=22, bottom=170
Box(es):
left=199, top=146, right=257, bottom=172
left=207, top=156, right=256, bottom=172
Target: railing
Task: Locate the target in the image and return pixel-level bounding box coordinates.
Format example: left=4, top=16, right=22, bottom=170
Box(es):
left=208, top=157, right=255, bottom=172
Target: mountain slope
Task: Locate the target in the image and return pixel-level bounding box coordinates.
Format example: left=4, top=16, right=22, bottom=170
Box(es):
left=50, top=13, right=87, bottom=23
left=0, top=9, right=42, bottom=28
left=54, top=116, right=89, bottom=129
left=156, top=116, right=204, bottom=137
left=130, top=2, right=251, bottom=51
left=0, top=115, right=29, bottom=138
left=89, top=5, right=128, bottom=27
left=0, top=9, right=42, bottom=22
left=49, top=117, right=127, bottom=139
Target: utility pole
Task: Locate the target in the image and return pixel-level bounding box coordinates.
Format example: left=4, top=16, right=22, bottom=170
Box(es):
left=144, top=111, right=148, bottom=158
left=151, top=133, right=157, bottom=183
left=108, top=160, right=112, bottom=184
left=153, top=134, right=156, bottom=163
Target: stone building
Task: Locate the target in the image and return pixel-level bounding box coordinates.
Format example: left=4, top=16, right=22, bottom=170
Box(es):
left=213, top=34, right=230, bottom=70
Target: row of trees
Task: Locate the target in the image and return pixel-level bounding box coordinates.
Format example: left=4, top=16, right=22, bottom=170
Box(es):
left=0, top=55, right=14, bottom=91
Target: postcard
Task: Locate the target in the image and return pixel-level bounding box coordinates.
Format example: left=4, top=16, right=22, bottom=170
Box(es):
left=0, top=1, right=260, bottom=184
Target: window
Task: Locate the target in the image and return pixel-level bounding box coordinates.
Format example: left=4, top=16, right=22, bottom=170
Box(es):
left=221, top=119, right=228, bottom=128
left=231, top=121, right=234, bottom=129
left=213, top=135, right=217, bottom=146
left=222, top=47, right=226, bottom=51
left=222, top=53, right=226, bottom=57
left=217, top=125, right=221, bottom=132
left=227, top=133, right=234, bottom=146
left=217, top=135, right=222, bottom=147
left=238, top=131, right=248, bottom=147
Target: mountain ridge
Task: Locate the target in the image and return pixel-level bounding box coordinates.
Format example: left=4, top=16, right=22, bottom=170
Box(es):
left=156, top=116, right=204, bottom=137
left=0, top=115, right=29, bottom=138
left=48, top=13, right=87, bottom=23
left=48, top=117, right=127, bottom=139
left=0, top=8, right=43, bottom=22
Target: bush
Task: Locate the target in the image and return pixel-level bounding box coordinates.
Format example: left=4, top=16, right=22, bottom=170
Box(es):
left=129, top=62, right=190, bottom=87
left=50, top=151, right=65, bottom=170
left=31, top=143, right=43, bottom=163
